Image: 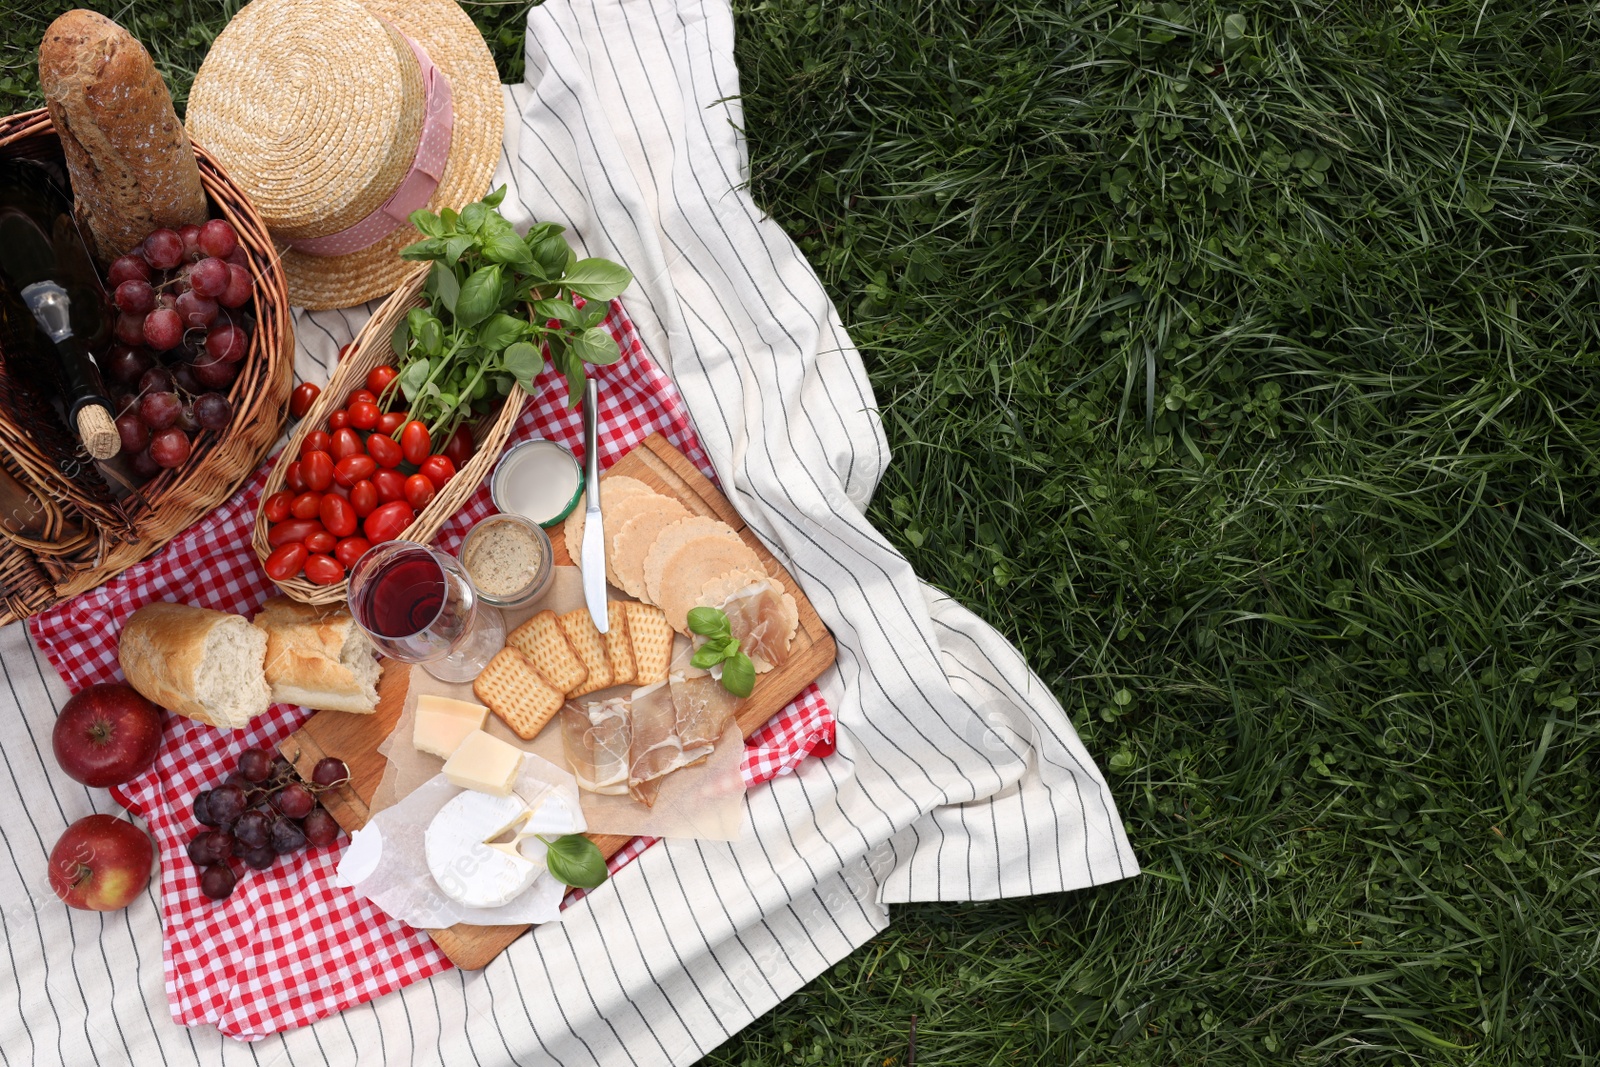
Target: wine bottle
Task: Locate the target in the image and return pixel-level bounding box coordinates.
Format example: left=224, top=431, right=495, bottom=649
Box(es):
left=0, top=158, right=117, bottom=459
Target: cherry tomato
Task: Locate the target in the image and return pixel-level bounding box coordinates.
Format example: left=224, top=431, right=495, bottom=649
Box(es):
left=300, top=430, right=331, bottom=459
left=399, top=421, right=431, bottom=466
left=376, top=410, right=407, bottom=435
left=301, top=450, right=335, bottom=491
left=443, top=423, right=475, bottom=468
left=347, top=388, right=377, bottom=406
left=366, top=365, right=398, bottom=395
left=265, top=542, right=309, bottom=581
left=334, top=536, right=371, bottom=570
left=363, top=500, right=416, bottom=544
left=328, top=408, right=350, bottom=430
left=289, top=382, right=320, bottom=419
left=267, top=518, right=323, bottom=549
left=349, top=479, right=379, bottom=517
left=320, top=494, right=358, bottom=538
left=304, top=553, right=345, bottom=586
left=418, top=454, right=456, bottom=490
left=403, top=473, right=436, bottom=510
left=330, top=427, right=364, bottom=461
left=304, top=530, right=337, bottom=555
left=263, top=490, right=294, bottom=524
left=366, top=432, right=403, bottom=469
left=290, top=490, right=324, bottom=520
left=373, top=469, right=406, bottom=503
left=284, top=460, right=308, bottom=495
left=337, top=343, right=352, bottom=360
left=334, top=454, right=377, bottom=487
left=348, top=400, right=379, bottom=430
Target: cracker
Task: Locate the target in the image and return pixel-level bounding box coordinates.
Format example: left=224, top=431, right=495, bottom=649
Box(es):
left=558, top=608, right=615, bottom=697
left=657, top=540, right=767, bottom=634
left=561, top=474, right=655, bottom=562
left=473, top=648, right=564, bottom=740
left=506, top=610, right=588, bottom=693
left=625, top=602, right=673, bottom=685
left=611, top=496, right=693, bottom=600
left=697, top=567, right=781, bottom=607
left=642, top=516, right=740, bottom=605
left=603, top=599, right=637, bottom=685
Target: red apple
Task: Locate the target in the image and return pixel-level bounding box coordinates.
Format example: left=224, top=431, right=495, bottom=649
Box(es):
left=52, top=683, right=164, bottom=787
left=47, top=814, right=156, bottom=911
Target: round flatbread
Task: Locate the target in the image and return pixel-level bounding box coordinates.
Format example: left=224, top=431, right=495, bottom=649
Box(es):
left=560, top=474, right=655, bottom=563
left=642, top=516, right=740, bottom=605
left=610, top=496, right=693, bottom=599
left=698, top=567, right=780, bottom=605
left=656, top=539, right=767, bottom=634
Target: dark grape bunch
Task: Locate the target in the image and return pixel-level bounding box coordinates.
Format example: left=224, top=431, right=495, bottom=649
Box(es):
left=187, top=749, right=350, bottom=901
left=100, top=219, right=255, bottom=479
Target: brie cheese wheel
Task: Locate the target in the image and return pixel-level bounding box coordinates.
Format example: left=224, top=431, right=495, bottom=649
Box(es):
left=425, top=790, right=542, bottom=908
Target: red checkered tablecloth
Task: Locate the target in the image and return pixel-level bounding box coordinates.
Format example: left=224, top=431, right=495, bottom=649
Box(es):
left=28, top=300, right=835, bottom=1040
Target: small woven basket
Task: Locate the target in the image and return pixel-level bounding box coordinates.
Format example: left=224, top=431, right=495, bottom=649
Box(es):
left=0, top=108, right=294, bottom=627
left=253, top=263, right=526, bottom=605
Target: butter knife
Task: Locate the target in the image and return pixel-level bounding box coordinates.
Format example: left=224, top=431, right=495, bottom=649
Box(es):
left=580, top=378, right=609, bottom=633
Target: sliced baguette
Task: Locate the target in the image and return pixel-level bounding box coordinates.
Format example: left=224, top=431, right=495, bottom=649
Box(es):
left=119, top=602, right=270, bottom=729
left=252, top=597, right=380, bottom=714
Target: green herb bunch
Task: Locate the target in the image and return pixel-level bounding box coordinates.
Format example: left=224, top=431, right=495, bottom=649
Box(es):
left=687, top=607, right=757, bottom=698
left=388, top=186, right=634, bottom=441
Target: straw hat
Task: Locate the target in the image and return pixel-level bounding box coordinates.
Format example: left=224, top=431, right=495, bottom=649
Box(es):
left=185, top=0, right=503, bottom=309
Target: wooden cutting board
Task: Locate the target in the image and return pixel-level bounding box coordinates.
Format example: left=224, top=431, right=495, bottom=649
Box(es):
left=280, top=433, right=835, bottom=970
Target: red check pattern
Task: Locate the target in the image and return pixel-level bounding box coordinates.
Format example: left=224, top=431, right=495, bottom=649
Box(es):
left=28, top=300, right=836, bottom=1040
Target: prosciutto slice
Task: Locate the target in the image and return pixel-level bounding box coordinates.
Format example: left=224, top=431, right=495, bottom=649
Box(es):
left=714, top=579, right=796, bottom=673
left=627, top=681, right=683, bottom=807
left=560, top=698, right=632, bottom=795
left=670, top=673, right=737, bottom=764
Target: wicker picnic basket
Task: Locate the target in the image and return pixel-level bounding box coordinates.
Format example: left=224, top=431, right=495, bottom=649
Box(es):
left=0, top=108, right=293, bottom=626
left=252, top=263, right=526, bottom=605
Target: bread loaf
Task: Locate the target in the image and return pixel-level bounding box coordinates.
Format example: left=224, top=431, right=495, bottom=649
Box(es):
left=38, top=10, right=208, bottom=263
left=118, top=602, right=270, bottom=729
left=252, top=597, right=380, bottom=714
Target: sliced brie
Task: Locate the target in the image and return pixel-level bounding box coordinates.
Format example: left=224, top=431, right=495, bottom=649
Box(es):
left=425, top=791, right=542, bottom=908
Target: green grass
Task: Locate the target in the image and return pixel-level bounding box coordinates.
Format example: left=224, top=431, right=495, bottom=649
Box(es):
left=6, top=0, right=1600, bottom=1062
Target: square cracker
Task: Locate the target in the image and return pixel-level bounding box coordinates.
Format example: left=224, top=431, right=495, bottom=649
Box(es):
left=473, top=648, right=564, bottom=740
left=603, top=599, right=636, bottom=686
left=559, top=608, right=615, bottom=697
left=627, top=602, right=673, bottom=685
left=507, top=610, right=588, bottom=693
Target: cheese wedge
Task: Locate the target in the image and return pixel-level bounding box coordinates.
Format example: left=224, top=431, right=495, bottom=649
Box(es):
left=441, top=730, right=524, bottom=796
left=425, top=791, right=541, bottom=908
left=412, top=695, right=491, bottom=759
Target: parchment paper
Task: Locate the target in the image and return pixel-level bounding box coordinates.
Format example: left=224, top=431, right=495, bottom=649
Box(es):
left=373, top=565, right=748, bottom=840
left=333, top=752, right=584, bottom=929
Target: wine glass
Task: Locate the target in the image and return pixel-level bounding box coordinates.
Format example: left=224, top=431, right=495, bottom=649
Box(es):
left=346, top=541, right=504, bottom=682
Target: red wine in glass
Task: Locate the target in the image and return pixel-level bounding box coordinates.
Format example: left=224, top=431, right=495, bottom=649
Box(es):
left=361, top=553, right=450, bottom=639
left=347, top=541, right=504, bottom=681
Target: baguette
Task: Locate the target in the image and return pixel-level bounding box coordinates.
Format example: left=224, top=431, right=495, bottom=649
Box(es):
left=38, top=10, right=208, bottom=263
left=252, top=597, right=380, bottom=714
left=118, top=602, right=270, bottom=729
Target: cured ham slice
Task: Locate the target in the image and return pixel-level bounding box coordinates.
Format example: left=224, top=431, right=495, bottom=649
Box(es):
left=627, top=681, right=683, bottom=807
left=702, top=575, right=798, bottom=673
left=669, top=673, right=738, bottom=766
left=559, top=698, right=632, bottom=796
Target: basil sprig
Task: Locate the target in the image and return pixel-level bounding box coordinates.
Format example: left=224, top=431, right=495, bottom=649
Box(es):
left=686, top=607, right=756, bottom=698
left=390, top=186, right=635, bottom=440
left=538, top=833, right=609, bottom=890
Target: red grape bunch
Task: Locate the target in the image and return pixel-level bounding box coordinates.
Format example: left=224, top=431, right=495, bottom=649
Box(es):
left=101, top=219, right=256, bottom=479
left=187, top=748, right=350, bottom=901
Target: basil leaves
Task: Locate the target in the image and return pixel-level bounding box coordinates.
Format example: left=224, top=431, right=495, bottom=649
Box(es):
left=686, top=607, right=757, bottom=698
left=539, top=833, right=609, bottom=890
left=390, top=186, right=635, bottom=440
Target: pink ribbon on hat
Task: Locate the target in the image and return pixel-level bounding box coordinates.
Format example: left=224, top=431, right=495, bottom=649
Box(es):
left=288, top=25, right=454, bottom=257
